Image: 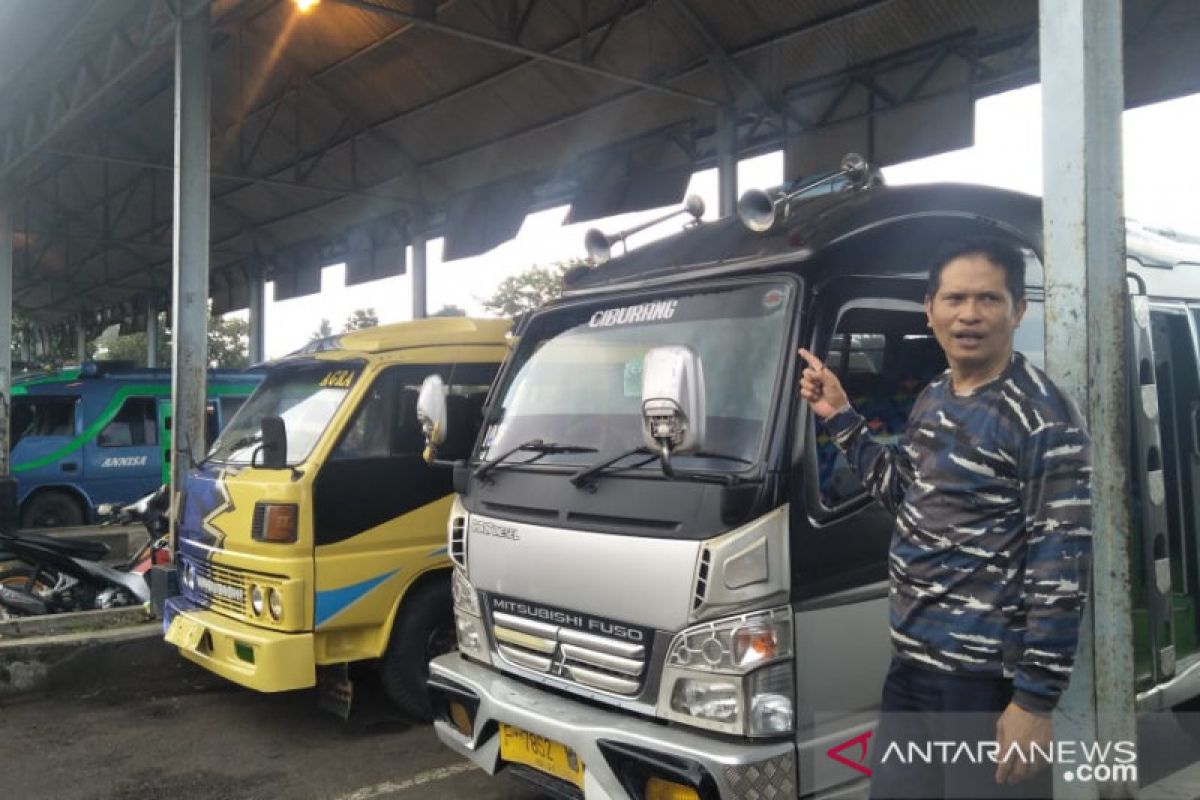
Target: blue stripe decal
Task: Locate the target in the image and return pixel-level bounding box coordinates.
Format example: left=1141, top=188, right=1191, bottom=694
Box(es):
left=427, top=546, right=448, bottom=558
left=314, top=570, right=399, bottom=628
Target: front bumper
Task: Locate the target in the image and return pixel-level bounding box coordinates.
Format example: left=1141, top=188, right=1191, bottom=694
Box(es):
left=429, top=653, right=796, bottom=800
left=163, top=597, right=315, bottom=692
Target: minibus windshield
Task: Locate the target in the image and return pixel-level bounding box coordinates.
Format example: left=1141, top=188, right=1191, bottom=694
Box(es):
left=481, top=281, right=794, bottom=474
left=9, top=396, right=78, bottom=448
left=208, top=362, right=362, bottom=465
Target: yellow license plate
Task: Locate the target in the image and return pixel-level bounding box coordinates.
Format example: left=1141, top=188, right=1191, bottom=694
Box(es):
left=165, top=615, right=205, bottom=651
left=499, top=723, right=584, bottom=788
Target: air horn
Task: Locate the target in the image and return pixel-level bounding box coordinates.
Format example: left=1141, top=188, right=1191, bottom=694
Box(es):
left=584, top=194, right=706, bottom=264
left=737, top=152, right=876, bottom=233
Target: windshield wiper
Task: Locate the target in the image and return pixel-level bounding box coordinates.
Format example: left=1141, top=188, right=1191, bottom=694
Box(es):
left=569, top=447, right=656, bottom=488
left=570, top=447, right=755, bottom=488
left=473, top=439, right=597, bottom=482
left=199, top=432, right=261, bottom=466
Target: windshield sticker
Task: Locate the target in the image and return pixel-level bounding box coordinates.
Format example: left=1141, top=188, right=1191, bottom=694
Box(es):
left=317, top=369, right=356, bottom=389
left=588, top=299, right=678, bottom=328
left=622, top=358, right=643, bottom=397
left=762, top=287, right=787, bottom=310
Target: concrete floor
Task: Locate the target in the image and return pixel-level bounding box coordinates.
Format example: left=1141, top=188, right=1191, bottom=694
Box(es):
left=0, top=640, right=543, bottom=800
left=3, top=629, right=1199, bottom=799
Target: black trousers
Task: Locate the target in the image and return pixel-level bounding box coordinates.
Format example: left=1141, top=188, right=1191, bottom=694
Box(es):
left=868, top=659, right=1052, bottom=800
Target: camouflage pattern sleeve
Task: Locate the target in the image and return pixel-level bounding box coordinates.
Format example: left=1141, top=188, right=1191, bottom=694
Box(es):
left=1011, top=407, right=1093, bottom=714
left=823, top=406, right=913, bottom=515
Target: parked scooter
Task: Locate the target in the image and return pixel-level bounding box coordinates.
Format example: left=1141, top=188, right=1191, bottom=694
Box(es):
left=0, top=485, right=170, bottom=618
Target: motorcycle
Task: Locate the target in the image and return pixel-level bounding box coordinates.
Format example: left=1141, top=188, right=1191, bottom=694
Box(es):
left=0, top=485, right=171, bottom=618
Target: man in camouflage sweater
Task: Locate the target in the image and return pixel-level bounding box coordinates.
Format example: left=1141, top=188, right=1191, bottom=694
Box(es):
left=799, top=238, right=1091, bottom=798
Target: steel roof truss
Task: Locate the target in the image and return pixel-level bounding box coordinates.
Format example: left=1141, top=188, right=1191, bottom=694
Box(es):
left=333, top=0, right=717, bottom=107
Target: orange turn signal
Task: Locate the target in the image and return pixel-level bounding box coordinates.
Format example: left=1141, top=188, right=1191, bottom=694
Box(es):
left=255, top=503, right=298, bottom=543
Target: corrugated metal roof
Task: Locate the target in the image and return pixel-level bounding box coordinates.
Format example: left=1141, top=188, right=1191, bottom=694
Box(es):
left=1, top=0, right=1197, bottom=334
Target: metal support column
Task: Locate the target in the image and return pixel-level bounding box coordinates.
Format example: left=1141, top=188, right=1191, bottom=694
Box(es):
left=0, top=205, right=15, bottom=533
left=411, top=230, right=427, bottom=320
left=146, top=294, right=160, bottom=368
left=169, top=1, right=212, bottom=499
left=248, top=272, right=264, bottom=363
left=717, top=108, right=737, bottom=218
left=1040, top=2, right=1136, bottom=798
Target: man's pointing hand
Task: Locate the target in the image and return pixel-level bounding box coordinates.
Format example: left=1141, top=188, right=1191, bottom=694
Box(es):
left=798, top=348, right=850, bottom=420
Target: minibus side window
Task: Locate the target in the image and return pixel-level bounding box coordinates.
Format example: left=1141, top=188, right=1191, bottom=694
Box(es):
left=13, top=396, right=79, bottom=444
left=98, top=397, right=158, bottom=447
left=315, top=363, right=497, bottom=545
left=332, top=371, right=397, bottom=460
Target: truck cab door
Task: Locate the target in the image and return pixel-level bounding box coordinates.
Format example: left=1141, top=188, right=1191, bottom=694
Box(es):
left=88, top=396, right=161, bottom=506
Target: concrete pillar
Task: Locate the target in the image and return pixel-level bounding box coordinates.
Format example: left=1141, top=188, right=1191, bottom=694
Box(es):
left=146, top=294, right=160, bottom=368
left=248, top=272, right=264, bottom=363
left=169, top=1, right=212, bottom=500
left=717, top=108, right=737, bottom=218
left=0, top=205, right=12, bottom=481
left=1040, top=1, right=1136, bottom=798
left=411, top=231, right=427, bottom=320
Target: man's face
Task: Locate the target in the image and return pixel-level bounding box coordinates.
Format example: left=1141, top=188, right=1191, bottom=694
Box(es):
left=924, top=254, right=1026, bottom=374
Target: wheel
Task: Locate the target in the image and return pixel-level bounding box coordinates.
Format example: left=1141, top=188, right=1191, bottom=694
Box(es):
left=379, top=578, right=455, bottom=722
left=0, top=563, right=57, bottom=617
left=20, top=490, right=85, bottom=529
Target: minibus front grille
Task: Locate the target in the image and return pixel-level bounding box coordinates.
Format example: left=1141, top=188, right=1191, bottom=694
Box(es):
left=190, top=558, right=248, bottom=615
left=490, top=608, right=647, bottom=696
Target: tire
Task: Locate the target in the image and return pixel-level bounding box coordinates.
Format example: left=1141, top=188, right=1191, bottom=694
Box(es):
left=379, top=577, right=455, bottom=722
left=20, top=490, right=85, bottom=529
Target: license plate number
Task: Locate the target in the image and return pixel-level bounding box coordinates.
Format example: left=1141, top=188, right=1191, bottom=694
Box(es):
left=164, top=615, right=205, bottom=651
left=499, top=723, right=584, bottom=788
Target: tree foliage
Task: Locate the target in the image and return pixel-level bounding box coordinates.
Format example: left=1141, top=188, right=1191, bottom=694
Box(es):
left=208, top=316, right=251, bottom=368
left=91, top=315, right=249, bottom=369
left=309, top=318, right=333, bottom=342
left=9, top=314, right=87, bottom=370
left=431, top=304, right=467, bottom=317
left=343, top=307, right=379, bottom=331
left=482, top=260, right=583, bottom=317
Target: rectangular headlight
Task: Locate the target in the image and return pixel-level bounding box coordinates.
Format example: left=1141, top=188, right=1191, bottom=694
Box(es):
left=747, top=661, right=794, bottom=735
left=670, top=678, right=741, bottom=722
left=456, top=615, right=488, bottom=662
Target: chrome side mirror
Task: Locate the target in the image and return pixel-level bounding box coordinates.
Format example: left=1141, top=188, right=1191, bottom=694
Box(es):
left=416, top=374, right=448, bottom=463
left=641, top=346, right=705, bottom=466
